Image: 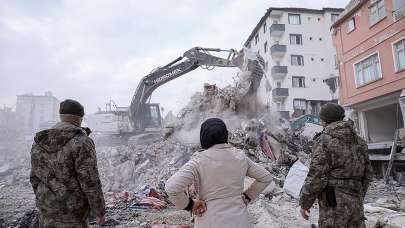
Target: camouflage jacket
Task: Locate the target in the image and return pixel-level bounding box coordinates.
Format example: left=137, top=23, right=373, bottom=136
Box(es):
left=30, top=122, right=105, bottom=224
left=299, top=120, right=373, bottom=210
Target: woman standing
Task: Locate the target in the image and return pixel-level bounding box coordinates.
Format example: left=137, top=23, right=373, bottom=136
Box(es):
left=165, top=118, right=272, bottom=228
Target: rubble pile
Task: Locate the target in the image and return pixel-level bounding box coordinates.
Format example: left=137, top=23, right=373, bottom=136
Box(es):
left=0, top=138, right=37, bottom=227
left=97, top=139, right=199, bottom=192
left=1, top=81, right=405, bottom=227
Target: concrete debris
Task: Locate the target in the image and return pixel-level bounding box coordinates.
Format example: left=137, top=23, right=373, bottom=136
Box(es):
left=401, top=200, right=405, bottom=212
left=1, top=82, right=405, bottom=227
left=15, top=210, right=38, bottom=228
left=299, top=123, right=323, bottom=139
left=283, top=161, right=309, bottom=199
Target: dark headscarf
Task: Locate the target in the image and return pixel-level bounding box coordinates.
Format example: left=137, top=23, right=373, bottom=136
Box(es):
left=200, top=118, right=228, bottom=149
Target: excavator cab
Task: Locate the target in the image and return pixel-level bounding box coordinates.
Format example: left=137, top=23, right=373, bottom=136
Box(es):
left=143, top=103, right=162, bottom=129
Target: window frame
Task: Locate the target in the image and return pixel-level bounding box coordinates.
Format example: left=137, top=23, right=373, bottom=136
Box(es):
left=289, top=34, right=303, bottom=45
left=291, top=55, right=304, bottom=66
left=352, top=51, right=383, bottom=88
left=392, top=37, right=405, bottom=72
left=288, top=13, right=301, bottom=25
left=368, top=0, right=386, bottom=26
left=347, top=17, right=356, bottom=33
left=292, top=76, right=306, bottom=88
left=293, top=99, right=307, bottom=110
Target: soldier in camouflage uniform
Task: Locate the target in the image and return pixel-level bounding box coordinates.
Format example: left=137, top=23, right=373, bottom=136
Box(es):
left=30, top=99, right=105, bottom=228
left=299, top=103, right=373, bottom=228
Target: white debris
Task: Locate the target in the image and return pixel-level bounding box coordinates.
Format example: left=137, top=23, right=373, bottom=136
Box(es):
left=300, top=123, right=323, bottom=139
left=283, top=161, right=309, bottom=199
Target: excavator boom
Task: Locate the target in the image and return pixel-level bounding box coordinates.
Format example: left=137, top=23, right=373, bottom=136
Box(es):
left=129, top=47, right=264, bottom=130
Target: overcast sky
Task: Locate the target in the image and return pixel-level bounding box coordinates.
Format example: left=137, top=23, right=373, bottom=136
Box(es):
left=0, top=0, right=349, bottom=115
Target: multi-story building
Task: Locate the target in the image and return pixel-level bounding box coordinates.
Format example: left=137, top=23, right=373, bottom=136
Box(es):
left=244, top=7, right=344, bottom=119
left=331, top=0, right=405, bottom=150
left=0, top=106, right=22, bottom=142
left=16, top=92, right=60, bottom=134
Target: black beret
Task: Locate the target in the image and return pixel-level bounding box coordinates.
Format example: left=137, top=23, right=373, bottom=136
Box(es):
left=319, top=103, right=345, bottom=124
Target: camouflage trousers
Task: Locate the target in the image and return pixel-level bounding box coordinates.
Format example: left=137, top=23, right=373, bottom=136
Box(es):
left=39, top=215, right=88, bottom=228
left=318, top=189, right=366, bottom=228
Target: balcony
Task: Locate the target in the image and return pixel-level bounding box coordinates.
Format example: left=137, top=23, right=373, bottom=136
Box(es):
left=270, top=44, right=287, bottom=57
left=271, top=65, right=288, bottom=79
left=269, top=23, right=285, bottom=37
left=272, top=88, right=289, bottom=100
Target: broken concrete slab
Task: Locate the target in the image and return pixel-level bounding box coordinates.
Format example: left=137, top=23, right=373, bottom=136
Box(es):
left=283, top=161, right=309, bottom=199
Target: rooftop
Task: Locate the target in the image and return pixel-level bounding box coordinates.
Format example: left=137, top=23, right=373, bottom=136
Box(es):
left=331, top=0, right=367, bottom=28
left=244, top=7, right=344, bottom=47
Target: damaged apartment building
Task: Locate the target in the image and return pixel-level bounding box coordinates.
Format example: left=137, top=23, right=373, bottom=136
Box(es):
left=244, top=7, right=344, bottom=118
left=332, top=0, right=405, bottom=175
left=16, top=92, right=60, bottom=134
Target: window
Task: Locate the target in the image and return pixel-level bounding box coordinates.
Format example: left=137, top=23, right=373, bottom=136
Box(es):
left=393, top=38, right=405, bottom=72
left=255, top=34, right=259, bottom=45
left=293, top=99, right=306, bottom=110
left=263, top=22, right=267, bottom=33
left=369, top=0, right=386, bottom=25
left=317, top=17, right=321, bottom=21
left=290, top=34, right=302, bottom=45
left=264, top=42, right=268, bottom=53
left=347, top=17, right=355, bottom=33
left=309, top=37, right=313, bottom=40
left=321, top=58, right=324, bottom=61
left=319, top=37, right=322, bottom=41
left=292, top=76, right=305, bottom=88
left=276, top=81, right=282, bottom=88
left=291, top=55, right=304, bottom=66
left=393, top=0, right=405, bottom=21
left=288, top=14, right=301, bottom=24
left=331, top=13, right=340, bottom=23
left=354, top=53, right=382, bottom=87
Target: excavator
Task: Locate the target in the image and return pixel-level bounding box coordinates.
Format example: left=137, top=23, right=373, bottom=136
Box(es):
left=89, top=47, right=265, bottom=141
left=129, top=47, right=264, bottom=131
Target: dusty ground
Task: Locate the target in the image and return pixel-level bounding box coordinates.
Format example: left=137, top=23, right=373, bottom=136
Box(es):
left=1, top=135, right=405, bottom=227
left=1, top=172, right=404, bottom=228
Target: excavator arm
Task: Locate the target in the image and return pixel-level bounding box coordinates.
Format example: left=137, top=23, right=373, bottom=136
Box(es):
left=129, top=47, right=264, bottom=130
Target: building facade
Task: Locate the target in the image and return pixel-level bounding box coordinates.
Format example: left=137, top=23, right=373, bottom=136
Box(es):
left=244, top=7, right=344, bottom=118
left=0, top=106, right=23, bottom=143
left=331, top=0, right=405, bottom=148
left=16, top=92, right=60, bottom=134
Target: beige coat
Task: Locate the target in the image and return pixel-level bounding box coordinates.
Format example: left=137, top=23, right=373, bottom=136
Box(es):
left=165, top=144, right=272, bottom=228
